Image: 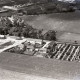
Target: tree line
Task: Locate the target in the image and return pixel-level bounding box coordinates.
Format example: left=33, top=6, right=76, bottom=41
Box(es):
left=0, top=16, right=56, bottom=41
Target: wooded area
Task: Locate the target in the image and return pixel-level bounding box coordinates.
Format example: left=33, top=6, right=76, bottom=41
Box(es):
left=0, top=16, right=56, bottom=41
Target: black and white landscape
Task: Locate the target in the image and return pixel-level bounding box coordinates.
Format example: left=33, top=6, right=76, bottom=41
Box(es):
left=0, top=0, right=80, bottom=80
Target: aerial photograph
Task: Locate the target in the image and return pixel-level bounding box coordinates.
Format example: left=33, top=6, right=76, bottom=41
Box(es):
left=0, top=0, right=80, bottom=80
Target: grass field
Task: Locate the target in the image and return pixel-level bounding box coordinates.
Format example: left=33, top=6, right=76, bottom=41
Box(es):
left=0, top=52, right=80, bottom=80
left=22, top=11, right=80, bottom=33
left=0, top=10, right=80, bottom=34
left=0, top=10, right=80, bottom=80
left=58, top=32, right=80, bottom=43
left=0, top=10, right=80, bottom=42
left=20, top=10, right=80, bottom=42
left=0, top=68, right=57, bottom=80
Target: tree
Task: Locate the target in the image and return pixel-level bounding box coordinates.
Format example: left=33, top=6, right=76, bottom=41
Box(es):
left=43, top=30, right=56, bottom=41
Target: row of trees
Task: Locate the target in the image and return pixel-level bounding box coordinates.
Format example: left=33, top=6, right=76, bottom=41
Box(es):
left=0, top=16, right=56, bottom=41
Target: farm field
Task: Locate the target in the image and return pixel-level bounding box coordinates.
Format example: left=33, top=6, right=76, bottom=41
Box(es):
left=0, top=52, right=80, bottom=80
left=20, top=10, right=80, bottom=42
left=0, top=10, right=80, bottom=33
left=0, top=8, right=80, bottom=80
left=0, top=11, right=80, bottom=42
left=0, top=68, right=56, bottom=80
left=58, top=32, right=80, bottom=43
left=22, top=11, right=80, bottom=33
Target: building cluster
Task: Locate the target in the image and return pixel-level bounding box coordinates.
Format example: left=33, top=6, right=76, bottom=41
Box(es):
left=0, top=14, right=80, bottom=62
left=6, top=37, right=50, bottom=57
left=4, top=36, right=80, bottom=62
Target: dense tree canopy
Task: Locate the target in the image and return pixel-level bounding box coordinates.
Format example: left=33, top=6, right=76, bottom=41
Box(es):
left=0, top=16, right=56, bottom=41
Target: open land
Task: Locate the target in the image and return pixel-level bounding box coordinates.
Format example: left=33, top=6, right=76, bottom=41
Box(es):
left=0, top=52, right=80, bottom=80
left=0, top=68, right=57, bottom=80
left=0, top=10, right=80, bottom=42
left=20, top=10, right=80, bottom=42
left=22, top=11, right=80, bottom=32
left=0, top=8, right=80, bottom=80
left=1, top=10, right=80, bottom=40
